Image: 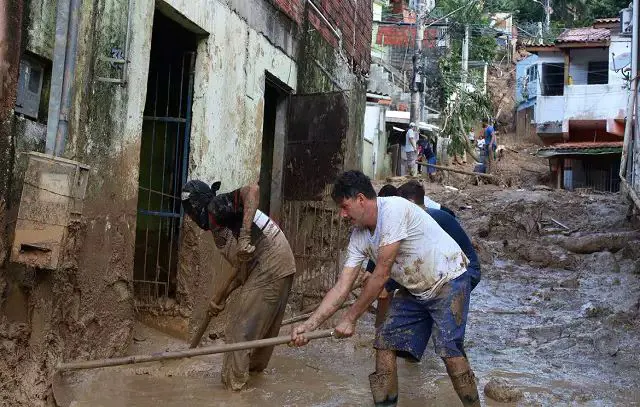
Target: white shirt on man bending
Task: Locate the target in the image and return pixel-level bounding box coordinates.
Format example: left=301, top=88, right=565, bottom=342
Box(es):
left=405, top=129, right=416, bottom=153
left=344, top=197, right=468, bottom=300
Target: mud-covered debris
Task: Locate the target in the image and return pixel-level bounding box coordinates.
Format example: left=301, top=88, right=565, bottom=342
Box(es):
left=581, top=302, right=608, bottom=318
left=579, top=251, right=620, bottom=274
left=484, top=377, right=524, bottom=402
left=549, top=232, right=640, bottom=254
left=521, top=324, right=564, bottom=344
left=559, top=277, right=580, bottom=289
left=592, top=328, right=621, bottom=357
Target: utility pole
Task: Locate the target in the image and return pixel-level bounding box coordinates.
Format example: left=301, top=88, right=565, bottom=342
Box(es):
left=461, top=24, right=470, bottom=83
left=543, top=0, right=551, bottom=34
left=410, top=0, right=425, bottom=125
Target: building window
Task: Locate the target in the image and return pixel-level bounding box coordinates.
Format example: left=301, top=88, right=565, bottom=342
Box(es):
left=587, top=61, right=609, bottom=85
left=541, top=63, right=564, bottom=96
left=15, top=56, right=45, bottom=120
left=527, top=64, right=538, bottom=83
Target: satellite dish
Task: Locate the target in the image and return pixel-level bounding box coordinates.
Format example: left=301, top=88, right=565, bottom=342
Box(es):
left=611, top=52, right=631, bottom=71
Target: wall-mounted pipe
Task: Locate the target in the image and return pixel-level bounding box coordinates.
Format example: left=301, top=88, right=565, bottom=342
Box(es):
left=53, top=0, right=81, bottom=157
left=45, top=0, right=71, bottom=155
left=121, top=0, right=133, bottom=86
left=307, top=0, right=342, bottom=53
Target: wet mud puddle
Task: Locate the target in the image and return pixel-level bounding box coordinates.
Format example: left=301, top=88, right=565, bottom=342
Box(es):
left=54, top=276, right=640, bottom=407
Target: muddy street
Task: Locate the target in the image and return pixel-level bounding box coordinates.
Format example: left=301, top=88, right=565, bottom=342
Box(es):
left=52, top=176, right=640, bottom=407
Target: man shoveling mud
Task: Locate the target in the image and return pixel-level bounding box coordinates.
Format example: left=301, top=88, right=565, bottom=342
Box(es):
left=291, top=171, right=481, bottom=406
left=182, top=180, right=296, bottom=391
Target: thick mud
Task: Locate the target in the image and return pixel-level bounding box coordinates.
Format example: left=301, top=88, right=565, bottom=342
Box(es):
left=54, top=156, right=640, bottom=406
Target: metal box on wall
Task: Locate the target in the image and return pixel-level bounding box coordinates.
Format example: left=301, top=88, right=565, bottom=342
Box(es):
left=10, top=152, right=90, bottom=270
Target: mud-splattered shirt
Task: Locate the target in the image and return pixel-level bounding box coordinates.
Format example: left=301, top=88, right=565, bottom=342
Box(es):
left=207, top=189, right=296, bottom=288
left=344, top=196, right=468, bottom=300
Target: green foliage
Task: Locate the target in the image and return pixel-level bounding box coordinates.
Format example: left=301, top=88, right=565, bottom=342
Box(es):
left=436, top=0, right=628, bottom=27
left=486, top=0, right=628, bottom=25
left=436, top=52, right=492, bottom=157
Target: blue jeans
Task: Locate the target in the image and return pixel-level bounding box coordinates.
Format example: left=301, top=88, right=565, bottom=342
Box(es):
left=374, top=269, right=474, bottom=361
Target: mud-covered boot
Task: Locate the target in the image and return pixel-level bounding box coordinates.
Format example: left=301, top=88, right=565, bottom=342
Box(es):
left=369, top=371, right=398, bottom=406
left=450, top=369, right=481, bottom=406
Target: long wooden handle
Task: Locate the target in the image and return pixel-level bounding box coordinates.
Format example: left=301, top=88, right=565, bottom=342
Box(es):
left=189, top=262, right=246, bottom=348
left=57, top=329, right=334, bottom=372
left=189, top=313, right=213, bottom=348
left=280, top=300, right=357, bottom=326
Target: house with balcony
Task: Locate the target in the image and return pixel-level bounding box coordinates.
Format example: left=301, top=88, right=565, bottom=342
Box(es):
left=517, top=17, right=631, bottom=192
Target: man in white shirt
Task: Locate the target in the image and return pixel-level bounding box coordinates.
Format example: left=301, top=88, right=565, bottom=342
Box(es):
left=291, top=171, right=481, bottom=406
left=404, top=122, right=418, bottom=176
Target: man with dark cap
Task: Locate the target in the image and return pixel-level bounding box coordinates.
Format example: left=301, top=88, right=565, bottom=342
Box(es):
left=182, top=180, right=296, bottom=391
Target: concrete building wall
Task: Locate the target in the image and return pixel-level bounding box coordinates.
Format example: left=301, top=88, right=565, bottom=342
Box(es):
left=563, top=84, right=628, bottom=120
left=533, top=51, right=565, bottom=126
left=362, top=104, right=379, bottom=178
left=515, top=54, right=538, bottom=104
left=568, top=47, right=609, bottom=85
left=535, top=95, right=564, bottom=124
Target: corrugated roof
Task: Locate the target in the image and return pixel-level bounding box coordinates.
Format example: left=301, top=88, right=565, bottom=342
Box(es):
left=594, top=17, right=620, bottom=24
left=556, top=27, right=610, bottom=44
left=536, top=141, right=622, bottom=158
left=539, top=142, right=623, bottom=150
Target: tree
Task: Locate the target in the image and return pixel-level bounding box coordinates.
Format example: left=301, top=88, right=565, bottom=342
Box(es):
left=437, top=53, right=492, bottom=161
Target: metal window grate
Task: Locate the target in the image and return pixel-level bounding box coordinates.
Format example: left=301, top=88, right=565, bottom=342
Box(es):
left=133, top=36, right=196, bottom=305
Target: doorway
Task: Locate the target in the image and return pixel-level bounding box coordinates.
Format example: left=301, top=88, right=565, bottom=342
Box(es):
left=133, top=10, right=198, bottom=303
left=259, top=74, right=290, bottom=222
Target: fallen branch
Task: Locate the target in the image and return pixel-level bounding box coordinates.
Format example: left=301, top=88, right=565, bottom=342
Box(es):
left=546, top=231, right=640, bottom=254
left=550, top=218, right=570, bottom=230
left=416, top=160, right=498, bottom=180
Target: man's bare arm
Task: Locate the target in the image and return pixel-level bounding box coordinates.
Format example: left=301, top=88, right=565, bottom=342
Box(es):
left=302, top=266, right=360, bottom=330
left=343, top=242, right=400, bottom=324
left=239, top=184, right=260, bottom=231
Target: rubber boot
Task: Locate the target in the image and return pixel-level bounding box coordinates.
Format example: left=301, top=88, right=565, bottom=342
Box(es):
left=450, top=369, right=481, bottom=407
left=369, top=372, right=398, bottom=406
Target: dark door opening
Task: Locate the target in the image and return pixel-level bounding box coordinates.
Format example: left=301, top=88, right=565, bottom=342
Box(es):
left=259, top=75, right=289, bottom=220
left=134, top=11, right=198, bottom=303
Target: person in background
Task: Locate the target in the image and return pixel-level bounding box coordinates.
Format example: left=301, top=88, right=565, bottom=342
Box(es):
left=482, top=119, right=497, bottom=173
left=397, top=181, right=480, bottom=290
left=417, top=136, right=436, bottom=182
left=404, top=123, right=418, bottom=176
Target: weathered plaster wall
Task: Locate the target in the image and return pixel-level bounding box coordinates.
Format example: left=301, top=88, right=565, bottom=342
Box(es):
left=0, top=0, right=151, bottom=403
left=0, top=0, right=24, bottom=258
left=23, top=0, right=56, bottom=60
left=156, top=0, right=299, bottom=333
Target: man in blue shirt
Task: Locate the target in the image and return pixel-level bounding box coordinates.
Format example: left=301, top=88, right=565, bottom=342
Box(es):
left=482, top=119, right=497, bottom=173
left=397, top=181, right=480, bottom=289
